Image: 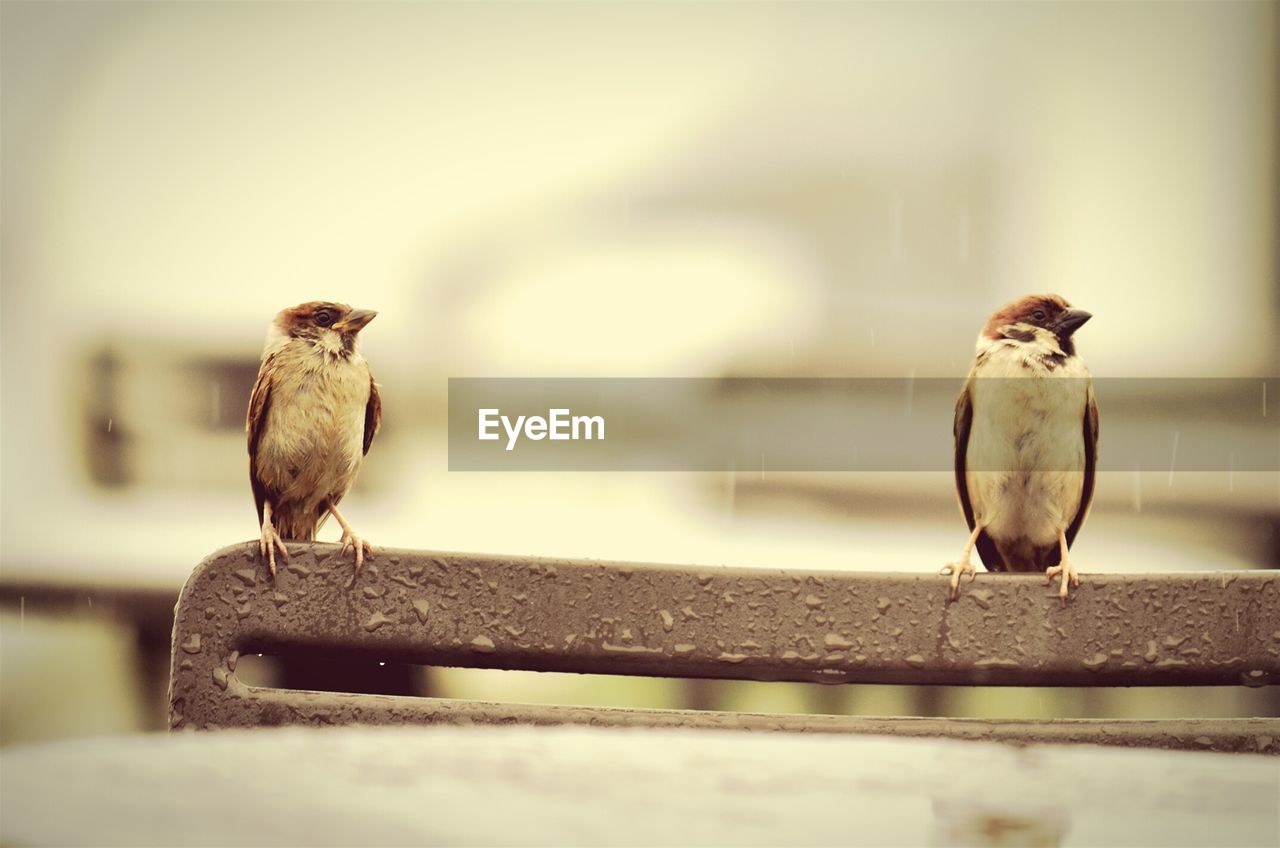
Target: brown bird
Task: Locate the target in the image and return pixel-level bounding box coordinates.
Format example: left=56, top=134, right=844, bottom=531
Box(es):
left=942, top=294, right=1098, bottom=603
left=247, top=301, right=382, bottom=577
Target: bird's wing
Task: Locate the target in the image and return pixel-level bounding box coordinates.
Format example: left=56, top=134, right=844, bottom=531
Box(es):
left=1065, top=381, right=1098, bottom=547
left=953, top=381, right=976, bottom=532
left=246, top=354, right=275, bottom=524
left=954, top=378, right=1005, bottom=571
left=363, top=375, right=381, bottom=456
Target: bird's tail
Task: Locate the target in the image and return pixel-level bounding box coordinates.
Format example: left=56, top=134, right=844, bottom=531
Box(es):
left=273, top=506, right=318, bottom=541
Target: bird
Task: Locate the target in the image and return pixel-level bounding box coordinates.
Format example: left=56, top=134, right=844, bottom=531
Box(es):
left=942, top=294, right=1098, bottom=603
left=246, top=301, right=382, bottom=578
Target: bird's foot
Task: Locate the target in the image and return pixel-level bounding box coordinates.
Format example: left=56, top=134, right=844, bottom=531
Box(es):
left=259, top=522, right=289, bottom=579
left=1045, top=558, right=1080, bottom=605
left=940, top=559, right=977, bottom=601
left=339, top=530, right=374, bottom=574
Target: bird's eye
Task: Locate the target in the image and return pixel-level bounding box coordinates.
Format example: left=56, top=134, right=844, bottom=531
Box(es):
left=314, top=310, right=335, bottom=327
left=1030, top=309, right=1046, bottom=321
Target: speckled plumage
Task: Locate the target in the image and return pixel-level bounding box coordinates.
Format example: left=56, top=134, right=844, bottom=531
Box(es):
left=247, top=301, right=381, bottom=576
left=944, top=294, right=1097, bottom=602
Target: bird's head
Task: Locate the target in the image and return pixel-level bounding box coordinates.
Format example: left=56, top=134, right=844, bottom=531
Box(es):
left=269, top=301, right=377, bottom=357
left=982, top=294, right=1091, bottom=356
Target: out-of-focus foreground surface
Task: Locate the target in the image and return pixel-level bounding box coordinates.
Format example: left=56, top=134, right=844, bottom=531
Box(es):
left=2, top=2, right=1277, bottom=744
left=3, top=726, right=1278, bottom=847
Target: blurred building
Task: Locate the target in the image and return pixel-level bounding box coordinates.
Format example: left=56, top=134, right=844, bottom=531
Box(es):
left=2, top=1, right=1276, bottom=743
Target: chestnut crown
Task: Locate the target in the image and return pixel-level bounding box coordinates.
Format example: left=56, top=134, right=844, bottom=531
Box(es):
left=274, top=301, right=377, bottom=341
left=983, top=294, right=1091, bottom=344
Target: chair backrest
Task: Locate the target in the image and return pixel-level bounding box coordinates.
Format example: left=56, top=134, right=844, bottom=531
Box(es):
left=169, top=543, right=1279, bottom=752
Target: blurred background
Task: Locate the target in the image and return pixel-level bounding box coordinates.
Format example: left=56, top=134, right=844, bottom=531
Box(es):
left=2, top=1, right=1277, bottom=745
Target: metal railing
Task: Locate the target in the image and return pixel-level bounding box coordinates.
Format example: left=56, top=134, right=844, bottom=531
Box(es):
left=168, top=543, right=1280, bottom=752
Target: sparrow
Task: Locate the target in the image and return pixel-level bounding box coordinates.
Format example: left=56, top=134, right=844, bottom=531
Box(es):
left=247, top=301, right=382, bottom=578
left=942, top=294, right=1098, bottom=603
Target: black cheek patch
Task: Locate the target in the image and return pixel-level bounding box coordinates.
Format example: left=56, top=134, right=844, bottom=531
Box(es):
left=1004, top=327, right=1036, bottom=343
left=1039, top=352, right=1066, bottom=371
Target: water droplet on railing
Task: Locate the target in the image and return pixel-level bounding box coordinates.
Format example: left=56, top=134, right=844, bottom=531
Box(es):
left=362, top=612, right=394, bottom=632
left=212, top=666, right=229, bottom=690
left=1241, top=669, right=1269, bottom=688
left=411, top=599, right=431, bottom=623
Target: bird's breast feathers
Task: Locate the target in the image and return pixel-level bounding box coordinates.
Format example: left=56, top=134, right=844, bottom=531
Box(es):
left=254, top=343, right=372, bottom=501
left=964, top=336, right=1091, bottom=549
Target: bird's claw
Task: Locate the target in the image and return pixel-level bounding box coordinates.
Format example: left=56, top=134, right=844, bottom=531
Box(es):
left=1045, top=558, right=1080, bottom=605
left=259, top=525, right=289, bottom=579
left=339, top=531, right=374, bottom=574
left=941, top=560, right=977, bottom=601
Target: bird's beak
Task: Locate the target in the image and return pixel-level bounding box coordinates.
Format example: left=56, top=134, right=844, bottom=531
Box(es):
left=1051, top=308, right=1092, bottom=338
left=334, top=309, right=377, bottom=333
